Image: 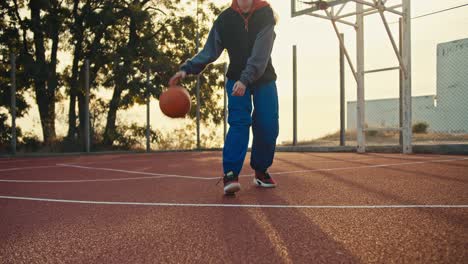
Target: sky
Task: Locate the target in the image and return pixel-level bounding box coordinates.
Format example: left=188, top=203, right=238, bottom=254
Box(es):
left=14, top=0, right=468, bottom=146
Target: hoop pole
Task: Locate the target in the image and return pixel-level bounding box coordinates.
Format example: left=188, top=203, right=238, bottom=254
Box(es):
left=293, top=45, right=298, bottom=146
left=339, top=34, right=345, bottom=147
left=401, top=0, right=412, bottom=153
left=356, top=2, right=366, bottom=153
left=399, top=18, right=403, bottom=147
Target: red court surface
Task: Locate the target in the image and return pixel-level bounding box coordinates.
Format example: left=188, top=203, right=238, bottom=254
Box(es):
left=0, top=152, right=467, bottom=263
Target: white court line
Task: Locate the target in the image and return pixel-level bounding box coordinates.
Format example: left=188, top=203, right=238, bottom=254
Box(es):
left=66, top=156, right=222, bottom=166
left=0, top=195, right=467, bottom=208
left=0, top=175, right=168, bottom=183
left=69, top=156, right=376, bottom=166
left=0, top=163, right=213, bottom=183
left=0, top=155, right=449, bottom=173
left=0, top=157, right=75, bottom=164
left=267, top=157, right=468, bottom=176
left=0, top=157, right=466, bottom=183
left=58, top=155, right=443, bottom=167
left=57, top=164, right=215, bottom=180
left=0, top=165, right=58, bottom=172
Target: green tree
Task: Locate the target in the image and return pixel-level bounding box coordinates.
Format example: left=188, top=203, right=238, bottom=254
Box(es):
left=1, top=0, right=69, bottom=145
left=1, top=0, right=228, bottom=151
left=98, top=0, right=226, bottom=146
left=64, top=0, right=129, bottom=145
left=1, top=0, right=32, bottom=149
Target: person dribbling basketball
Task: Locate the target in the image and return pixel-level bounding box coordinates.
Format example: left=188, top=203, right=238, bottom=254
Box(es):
left=169, top=0, right=278, bottom=195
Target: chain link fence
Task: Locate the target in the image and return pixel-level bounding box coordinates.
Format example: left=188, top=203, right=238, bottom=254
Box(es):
left=1, top=50, right=228, bottom=155
left=411, top=39, right=468, bottom=145
left=281, top=0, right=468, bottom=151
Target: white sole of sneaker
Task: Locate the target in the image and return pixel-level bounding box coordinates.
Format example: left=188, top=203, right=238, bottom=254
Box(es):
left=224, top=182, right=241, bottom=195
left=254, top=178, right=276, bottom=188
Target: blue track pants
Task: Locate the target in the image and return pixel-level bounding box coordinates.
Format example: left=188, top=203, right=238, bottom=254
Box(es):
left=223, top=79, right=279, bottom=175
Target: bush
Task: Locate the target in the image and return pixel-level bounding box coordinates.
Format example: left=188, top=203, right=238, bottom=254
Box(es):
left=413, top=122, right=429, bottom=134
left=1, top=114, right=13, bottom=145
left=20, top=134, right=42, bottom=152
left=0, top=113, right=24, bottom=152
left=366, top=130, right=379, bottom=137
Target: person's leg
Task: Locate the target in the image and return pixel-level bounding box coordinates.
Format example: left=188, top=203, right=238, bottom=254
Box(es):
left=250, top=81, right=279, bottom=173
left=223, top=79, right=253, bottom=176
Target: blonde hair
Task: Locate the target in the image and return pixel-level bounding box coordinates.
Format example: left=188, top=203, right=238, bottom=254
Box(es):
left=270, top=3, right=279, bottom=24
left=273, top=9, right=279, bottom=24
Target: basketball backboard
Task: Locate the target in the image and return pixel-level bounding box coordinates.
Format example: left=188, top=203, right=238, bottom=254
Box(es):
left=291, top=0, right=350, bottom=17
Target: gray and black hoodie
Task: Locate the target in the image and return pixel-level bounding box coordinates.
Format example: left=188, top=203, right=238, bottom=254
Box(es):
left=180, top=5, right=277, bottom=87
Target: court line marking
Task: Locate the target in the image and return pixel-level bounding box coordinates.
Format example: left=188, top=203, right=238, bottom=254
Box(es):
left=56, top=164, right=215, bottom=180
left=0, top=175, right=169, bottom=183
left=63, top=157, right=468, bottom=180
left=49, top=155, right=443, bottom=166
left=0, top=154, right=452, bottom=172
left=58, top=158, right=378, bottom=169
left=63, top=156, right=224, bottom=166
left=0, top=157, right=466, bottom=183
left=267, top=157, right=468, bottom=176
left=0, top=158, right=374, bottom=172
left=0, top=165, right=59, bottom=172
left=62, top=156, right=379, bottom=166
left=0, top=157, right=76, bottom=164
left=0, top=195, right=467, bottom=208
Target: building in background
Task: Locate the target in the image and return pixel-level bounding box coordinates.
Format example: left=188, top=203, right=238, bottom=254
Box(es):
left=347, top=37, right=468, bottom=134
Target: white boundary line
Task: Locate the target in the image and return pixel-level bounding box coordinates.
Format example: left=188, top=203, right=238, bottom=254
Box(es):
left=56, top=164, right=215, bottom=180
left=0, top=195, right=467, bottom=208
left=48, top=155, right=443, bottom=166
left=268, top=157, right=468, bottom=176
left=0, top=175, right=168, bottom=183
left=0, top=165, right=58, bottom=172
left=0, top=157, right=76, bottom=164
left=0, top=157, right=466, bottom=183
left=0, top=154, right=455, bottom=173
left=64, top=157, right=377, bottom=166
left=0, top=158, right=375, bottom=172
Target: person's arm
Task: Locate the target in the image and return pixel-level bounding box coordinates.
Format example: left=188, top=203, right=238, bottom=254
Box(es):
left=238, top=24, right=276, bottom=86
left=180, top=22, right=224, bottom=75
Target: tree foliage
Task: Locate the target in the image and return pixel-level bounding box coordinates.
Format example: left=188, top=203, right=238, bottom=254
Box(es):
left=0, top=0, right=227, bottom=151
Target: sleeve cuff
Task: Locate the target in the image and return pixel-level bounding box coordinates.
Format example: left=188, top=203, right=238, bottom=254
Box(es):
left=239, top=75, right=251, bottom=86
left=179, top=64, right=191, bottom=75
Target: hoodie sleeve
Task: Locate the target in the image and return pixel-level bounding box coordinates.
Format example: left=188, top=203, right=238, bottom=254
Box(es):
left=180, top=21, right=224, bottom=75
left=239, top=24, right=276, bottom=86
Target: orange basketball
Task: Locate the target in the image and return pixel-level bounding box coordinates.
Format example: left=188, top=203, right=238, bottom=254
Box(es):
left=159, top=85, right=191, bottom=118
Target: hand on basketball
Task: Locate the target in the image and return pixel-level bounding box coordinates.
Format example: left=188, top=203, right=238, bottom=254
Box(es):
left=232, top=81, right=247, bottom=96
left=169, top=71, right=187, bottom=86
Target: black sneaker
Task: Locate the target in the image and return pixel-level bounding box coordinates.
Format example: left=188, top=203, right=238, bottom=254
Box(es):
left=254, top=171, right=277, bottom=188
left=223, top=171, right=241, bottom=195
